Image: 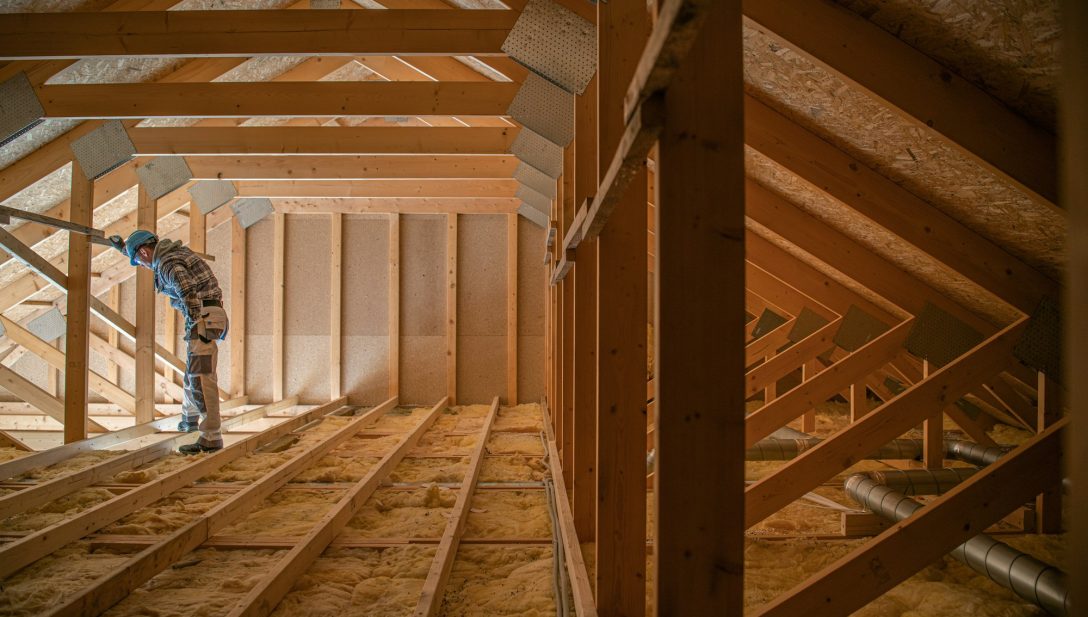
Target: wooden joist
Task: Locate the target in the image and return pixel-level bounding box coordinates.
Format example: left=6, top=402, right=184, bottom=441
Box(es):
left=0, top=365, right=108, bottom=434
left=34, top=82, right=519, bottom=119
left=234, top=179, right=518, bottom=199
left=179, top=155, right=517, bottom=180
left=270, top=197, right=519, bottom=215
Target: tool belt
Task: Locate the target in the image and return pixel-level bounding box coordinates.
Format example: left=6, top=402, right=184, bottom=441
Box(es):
left=187, top=303, right=229, bottom=342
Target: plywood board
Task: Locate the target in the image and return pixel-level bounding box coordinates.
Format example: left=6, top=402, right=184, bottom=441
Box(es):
left=401, top=215, right=446, bottom=337
left=245, top=218, right=274, bottom=336
left=283, top=215, right=331, bottom=402
left=459, top=215, right=507, bottom=337
left=400, top=335, right=445, bottom=405
left=457, top=335, right=506, bottom=404
left=518, top=335, right=545, bottom=403
left=343, top=215, right=390, bottom=336
left=342, top=335, right=389, bottom=405
left=518, top=218, right=545, bottom=336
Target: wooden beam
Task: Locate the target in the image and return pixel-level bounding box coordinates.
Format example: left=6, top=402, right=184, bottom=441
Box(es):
left=272, top=212, right=285, bottom=401
left=446, top=213, right=457, bottom=405
left=329, top=214, right=342, bottom=400
left=0, top=365, right=106, bottom=434
left=743, top=0, right=1058, bottom=210
left=224, top=398, right=446, bottom=617
left=745, top=318, right=842, bottom=397
left=106, top=286, right=121, bottom=385
left=179, top=155, right=517, bottom=180
left=655, top=2, right=745, bottom=613
left=746, top=318, right=1028, bottom=528
left=753, top=418, right=1067, bottom=617
left=236, top=179, right=517, bottom=199
left=127, top=127, right=517, bottom=155
left=1036, top=373, right=1062, bottom=533
left=0, top=10, right=515, bottom=58
left=134, top=186, right=156, bottom=424
left=414, top=397, right=498, bottom=615
left=270, top=197, right=519, bottom=215
left=230, top=217, right=246, bottom=398
left=89, top=331, right=186, bottom=402
left=389, top=214, right=400, bottom=400
left=34, top=82, right=519, bottom=119
left=506, top=214, right=518, bottom=405
left=63, top=161, right=94, bottom=443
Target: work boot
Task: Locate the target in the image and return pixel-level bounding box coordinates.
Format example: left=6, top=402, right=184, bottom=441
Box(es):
left=178, top=442, right=221, bottom=455
left=177, top=419, right=199, bottom=433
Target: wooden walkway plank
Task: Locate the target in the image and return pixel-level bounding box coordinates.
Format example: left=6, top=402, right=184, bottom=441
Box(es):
left=0, top=398, right=299, bottom=521
left=44, top=397, right=399, bottom=617
left=413, top=396, right=499, bottom=616
left=224, top=397, right=449, bottom=617
left=0, top=397, right=346, bottom=580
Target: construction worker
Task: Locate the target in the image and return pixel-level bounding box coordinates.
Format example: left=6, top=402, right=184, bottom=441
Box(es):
left=109, top=230, right=228, bottom=455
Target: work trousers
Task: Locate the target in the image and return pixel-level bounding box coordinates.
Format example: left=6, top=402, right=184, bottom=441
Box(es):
left=181, top=336, right=222, bottom=448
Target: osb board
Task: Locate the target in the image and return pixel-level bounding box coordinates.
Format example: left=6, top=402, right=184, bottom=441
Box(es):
left=285, top=335, right=331, bottom=403
left=518, top=335, right=544, bottom=403
left=745, top=151, right=1022, bottom=326
left=343, top=215, right=390, bottom=337
left=400, top=215, right=446, bottom=337
left=742, top=24, right=1066, bottom=279
left=342, top=335, right=389, bottom=405
left=245, top=334, right=274, bottom=403
left=458, top=215, right=507, bottom=337
left=517, top=218, right=545, bottom=336
left=245, top=217, right=274, bottom=336
left=831, top=0, right=1060, bottom=133
left=399, top=336, right=445, bottom=406
left=285, top=215, right=331, bottom=336
left=457, top=335, right=506, bottom=404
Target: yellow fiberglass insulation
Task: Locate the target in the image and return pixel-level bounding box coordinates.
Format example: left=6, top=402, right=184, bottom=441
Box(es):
left=367, top=407, right=430, bottom=431
left=0, top=487, right=116, bottom=532
left=0, top=447, right=28, bottom=463
left=463, top=490, right=552, bottom=539
left=493, top=404, right=545, bottom=432
left=439, top=546, right=556, bottom=617
left=102, top=489, right=231, bottom=535
left=386, top=456, right=468, bottom=484
left=220, top=488, right=343, bottom=537
left=15, top=450, right=119, bottom=481
left=291, top=454, right=380, bottom=484
left=271, top=546, right=437, bottom=617
left=412, top=433, right=478, bottom=456
left=487, top=432, right=545, bottom=456
left=344, top=485, right=457, bottom=538
left=0, top=543, right=130, bottom=617
left=479, top=455, right=548, bottom=482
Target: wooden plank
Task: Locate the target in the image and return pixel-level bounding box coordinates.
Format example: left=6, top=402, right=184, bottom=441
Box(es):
left=506, top=214, right=518, bottom=405
left=746, top=319, right=913, bottom=446
left=0, top=10, right=515, bottom=58
left=753, top=418, right=1067, bottom=617
left=180, top=155, right=517, bottom=180
left=230, top=217, right=246, bottom=398
left=107, top=286, right=121, bottom=385
left=0, top=365, right=108, bottom=433
left=743, top=0, right=1058, bottom=210
left=224, top=397, right=447, bottom=617
left=127, top=127, right=517, bottom=155
left=0, top=397, right=346, bottom=579
left=63, top=160, right=94, bottom=443
left=746, top=318, right=841, bottom=396
left=413, top=397, right=499, bottom=616
left=236, top=179, right=517, bottom=199
left=43, top=397, right=395, bottom=617
left=89, top=331, right=186, bottom=402
left=0, top=430, right=31, bottom=451
left=270, top=197, right=519, bottom=215
left=746, top=319, right=1028, bottom=528
left=446, top=213, right=457, bottom=405
left=35, top=82, right=519, bottom=119
left=329, top=214, right=342, bottom=399
left=1035, top=373, right=1062, bottom=533
left=272, top=212, right=285, bottom=401
left=656, top=2, right=745, bottom=612
left=388, top=214, right=400, bottom=399
left=135, top=186, right=156, bottom=424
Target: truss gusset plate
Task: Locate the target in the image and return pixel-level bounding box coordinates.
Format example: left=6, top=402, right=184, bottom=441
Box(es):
left=516, top=183, right=552, bottom=214
left=28, top=307, right=66, bottom=342
left=136, top=156, right=193, bottom=201
left=518, top=202, right=549, bottom=228
left=501, top=0, right=597, bottom=95
left=510, top=126, right=563, bottom=179
left=70, top=120, right=136, bottom=181
left=189, top=180, right=238, bottom=215
left=231, top=198, right=275, bottom=229
left=507, top=72, right=574, bottom=147
left=0, top=72, right=45, bottom=149
left=903, top=303, right=983, bottom=368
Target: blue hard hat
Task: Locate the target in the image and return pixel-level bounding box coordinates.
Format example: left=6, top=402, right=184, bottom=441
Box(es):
left=125, top=230, right=158, bottom=265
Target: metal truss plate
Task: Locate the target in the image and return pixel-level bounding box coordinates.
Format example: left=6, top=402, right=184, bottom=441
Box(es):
left=309, top=0, right=340, bottom=6
left=501, top=0, right=597, bottom=95
left=230, top=198, right=274, bottom=229
left=514, top=161, right=557, bottom=199
left=751, top=309, right=788, bottom=340
left=1014, top=295, right=1062, bottom=380
left=904, top=302, right=984, bottom=368
left=518, top=202, right=549, bottom=228
left=70, top=120, right=136, bottom=181
left=507, top=72, right=574, bottom=146
left=136, top=156, right=192, bottom=201
left=835, top=305, right=891, bottom=352
left=28, top=307, right=66, bottom=342
left=788, top=307, right=830, bottom=344
left=510, top=126, right=563, bottom=179
left=0, top=72, right=44, bottom=148
left=189, top=180, right=238, bottom=215
left=516, top=183, right=552, bottom=214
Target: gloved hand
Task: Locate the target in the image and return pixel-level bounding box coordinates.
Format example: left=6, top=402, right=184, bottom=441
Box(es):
left=108, top=235, right=125, bottom=253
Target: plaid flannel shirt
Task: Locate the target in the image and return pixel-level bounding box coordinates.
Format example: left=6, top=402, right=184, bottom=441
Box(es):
left=152, top=241, right=223, bottom=328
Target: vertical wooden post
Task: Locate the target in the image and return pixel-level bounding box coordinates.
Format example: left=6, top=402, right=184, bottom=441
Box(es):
left=655, top=2, right=745, bottom=614
left=573, top=74, right=599, bottom=542
left=849, top=382, right=868, bottom=422
left=229, top=217, right=246, bottom=399
left=562, top=143, right=576, bottom=484
left=922, top=360, right=943, bottom=468
left=162, top=296, right=177, bottom=401
left=189, top=204, right=207, bottom=255
left=329, top=213, right=342, bottom=400
left=134, top=185, right=156, bottom=424
left=272, top=211, right=285, bottom=401
left=107, top=285, right=121, bottom=385
left=1036, top=373, right=1063, bottom=533
left=596, top=1, right=649, bottom=614
left=389, top=213, right=400, bottom=399
left=447, top=213, right=457, bottom=405
left=554, top=279, right=564, bottom=449
left=1063, top=0, right=1088, bottom=603
left=801, top=358, right=818, bottom=432
left=506, top=213, right=518, bottom=405
left=64, top=161, right=93, bottom=442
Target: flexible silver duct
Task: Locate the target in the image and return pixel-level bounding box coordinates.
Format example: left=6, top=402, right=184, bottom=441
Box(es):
left=944, top=440, right=1014, bottom=466
left=845, top=471, right=1070, bottom=616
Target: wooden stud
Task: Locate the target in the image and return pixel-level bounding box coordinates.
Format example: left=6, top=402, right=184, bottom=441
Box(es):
left=849, top=383, right=868, bottom=422
left=446, top=213, right=457, bottom=405
left=182, top=154, right=516, bottom=180
left=506, top=214, right=518, bottom=405
left=230, top=217, right=246, bottom=398
left=1036, top=373, right=1063, bottom=533
left=746, top=318, right=842, bottom=397
left=562, top=149, right=576, bottom=485
left=0, top=365, right=106, bottom=433
left=134, top=186, right=156, bottom=424
left=272, top=212, right=285, bottom=401
left=106, top=286, right=121, bottom=385
left=922, top=360, right=943, bottom=469
left=161, top=295, right=177, bottom=400
left=63, top=160, right=94, bottom=443
left=269, top=197, right=519, bottom=215
left=389, top=213, right=400, bottom=399
left=329, top=213, right=342, bottom=399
